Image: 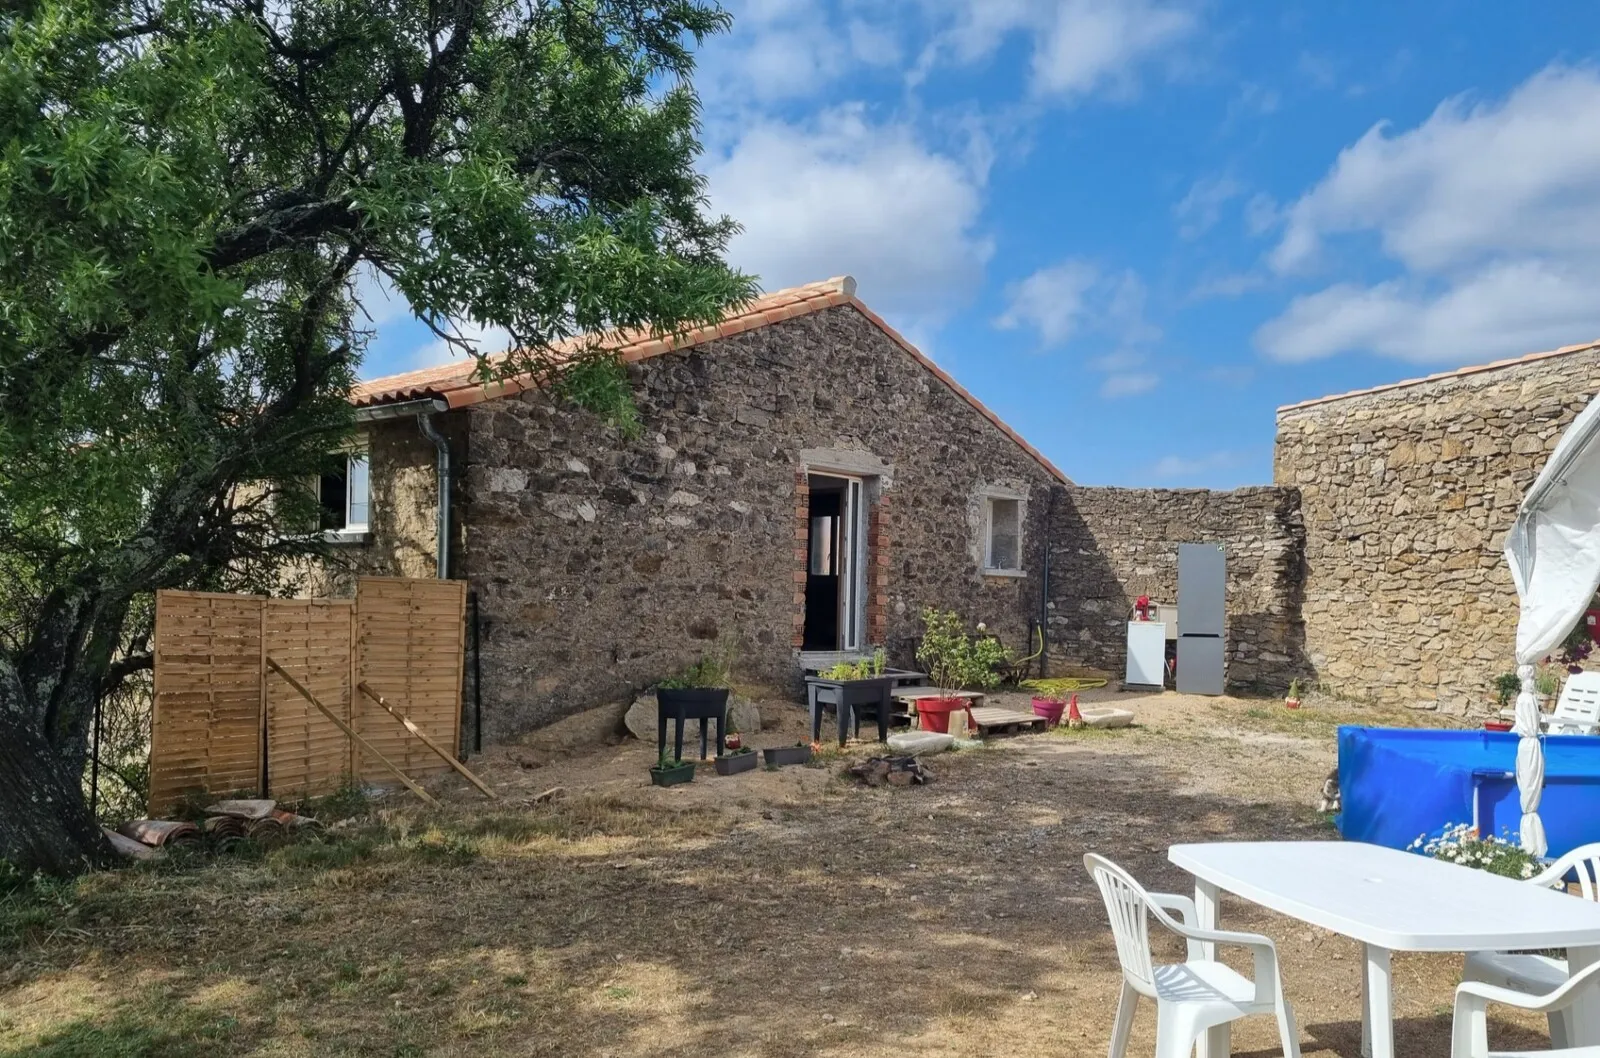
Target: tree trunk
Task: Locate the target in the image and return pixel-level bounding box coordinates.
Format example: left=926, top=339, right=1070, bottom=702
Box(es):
left=0, top=709, right=116, bottom=875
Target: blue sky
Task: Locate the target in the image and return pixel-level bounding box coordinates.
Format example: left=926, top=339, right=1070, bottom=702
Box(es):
left=360, top=1, right=1600, bottom=488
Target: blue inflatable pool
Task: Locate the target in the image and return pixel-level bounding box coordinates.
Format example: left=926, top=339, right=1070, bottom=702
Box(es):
left=1338, top=726, right=1600, bottom=856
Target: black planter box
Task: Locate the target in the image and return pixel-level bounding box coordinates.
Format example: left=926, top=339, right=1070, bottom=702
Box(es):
left=650, top=761, right=696, bottom=787
left=656, top=687, right=730, bottom=762
left=714, top=751, right=758, bottom=776
left=762, top=745, right=813, bottom=767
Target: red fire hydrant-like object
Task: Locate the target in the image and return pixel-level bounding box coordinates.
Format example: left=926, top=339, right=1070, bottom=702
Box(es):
left=1067, top=693, right=1085, bottom=730
left=1134, top=595, right=1154, bottom=621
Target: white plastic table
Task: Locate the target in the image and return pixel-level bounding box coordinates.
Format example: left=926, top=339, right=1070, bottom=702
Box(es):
left=1169, top=841, right=1600, bottom=1058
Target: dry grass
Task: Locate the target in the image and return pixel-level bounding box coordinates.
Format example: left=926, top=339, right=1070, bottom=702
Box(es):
left=0, top=690, right=1551, bottom=1057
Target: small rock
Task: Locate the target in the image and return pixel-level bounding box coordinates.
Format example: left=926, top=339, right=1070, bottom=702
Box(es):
left=1022, top=991, right=1038, bottom=1002
left=821, top=1014, right=835, bottom=1024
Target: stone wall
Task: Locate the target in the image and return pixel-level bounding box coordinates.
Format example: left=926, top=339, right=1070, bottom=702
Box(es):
left=1045, top=486, right=1308, bottom=692
left=451, top=304, right=1062, bottom=739
left=1274, top=346, right=1600, bottom=712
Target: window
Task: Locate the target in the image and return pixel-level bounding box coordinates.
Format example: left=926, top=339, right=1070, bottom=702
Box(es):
left=320, top=453, right=370, bottom=533
left=985, top=496, right=1021, bottom=572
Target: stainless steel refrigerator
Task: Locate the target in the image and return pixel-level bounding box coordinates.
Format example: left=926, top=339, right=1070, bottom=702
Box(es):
left=1176, top=543, right=1225, bottom=695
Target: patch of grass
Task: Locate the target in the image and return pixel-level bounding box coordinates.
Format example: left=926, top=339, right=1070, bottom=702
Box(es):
left=1, top=993, right=247, bottom=1057
left=292, top=782, right=372, bottom=822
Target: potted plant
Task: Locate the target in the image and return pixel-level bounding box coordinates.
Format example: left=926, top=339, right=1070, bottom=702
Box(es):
left=1030, top=691, right=1068, bottom=726
left=1536, top=664, right=1562, bottom=711
left=914, top=609, right=1007, bottom=734
left=656, top=654, right=732, bottom=757
left=1284, top=678, right=1302, bottom=711
left=650, top=749, right=695, bottom=787
left=714, top=745, right=757, bottom=776
left=811, top=648, right=895, bottom=745
left=762, top=742, right=813, bottom=767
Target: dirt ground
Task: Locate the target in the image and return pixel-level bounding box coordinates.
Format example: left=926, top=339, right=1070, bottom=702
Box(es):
left=0, top=687, right=1551, bottom=1057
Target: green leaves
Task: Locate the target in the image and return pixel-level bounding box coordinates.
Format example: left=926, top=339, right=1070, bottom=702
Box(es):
left=0, top=1, right=751, bottom=736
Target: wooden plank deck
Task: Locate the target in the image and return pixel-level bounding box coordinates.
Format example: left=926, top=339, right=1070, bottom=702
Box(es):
left=968, top=706, right=1047, bottom=736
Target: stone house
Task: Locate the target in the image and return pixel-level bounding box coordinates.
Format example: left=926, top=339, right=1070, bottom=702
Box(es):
left=338, top=276, right=1307, bottom=741
left=1275, top=339, right=1600, bottom=713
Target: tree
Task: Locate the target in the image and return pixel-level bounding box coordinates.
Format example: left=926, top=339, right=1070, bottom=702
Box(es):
left=0, top=0, right=754, bottom=875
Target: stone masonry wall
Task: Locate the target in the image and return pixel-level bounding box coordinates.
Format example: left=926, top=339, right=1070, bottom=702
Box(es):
left=1046, top=486, right=1308, bottom=692
left=454, top=304, right=1062, bottom=739
left=1274, top=346, right=1600, bottom=713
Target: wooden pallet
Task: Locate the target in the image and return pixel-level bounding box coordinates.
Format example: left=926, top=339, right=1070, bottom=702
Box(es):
left=967, top=706, right=1047, bottom=736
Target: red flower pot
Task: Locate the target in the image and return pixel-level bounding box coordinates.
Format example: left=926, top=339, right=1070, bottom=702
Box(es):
left=1031, top=696, right=1067, bottom=727
left=917, top=697, right=969, bottom=734
left=1484, top=719, right=1513, bottom=733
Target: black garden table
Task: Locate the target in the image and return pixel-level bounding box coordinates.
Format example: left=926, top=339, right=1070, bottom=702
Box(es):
left=656, top=688, right=727, bottom=762
left=804, top=675, right=895, bottom=746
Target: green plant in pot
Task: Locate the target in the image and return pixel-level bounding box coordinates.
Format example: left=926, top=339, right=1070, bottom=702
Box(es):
left=915, top=608, right=1008, bottom=735
left=714, top=743, right=757, bottom=776
left=1493, top=671, right=1522, bottom=711
left=650, top=749, right=695, bottom=788
left=655, top=654, right=732, bottom=759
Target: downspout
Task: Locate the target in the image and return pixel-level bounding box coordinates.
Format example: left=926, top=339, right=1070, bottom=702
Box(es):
left=417, top=412, right=451, bottom=579
left=1039, top=486, right=1059, bottom=679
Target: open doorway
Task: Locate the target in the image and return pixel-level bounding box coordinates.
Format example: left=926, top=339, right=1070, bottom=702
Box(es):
left=803, top=474, right=866, bottom=651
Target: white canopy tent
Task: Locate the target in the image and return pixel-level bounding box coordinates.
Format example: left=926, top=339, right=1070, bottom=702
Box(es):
left=1504, top=394, right=1600, bottom=856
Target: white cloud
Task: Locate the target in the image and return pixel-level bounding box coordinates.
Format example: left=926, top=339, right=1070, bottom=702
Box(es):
left=1258, top=64, right=1600, bottom=365
left=992, top=261, right=1100, bottom=344
left=698, top=0, right=875, bottom=105
left=1174, top=174, right=1244, bottom=240
left=1029, top=0, right=1195, bottom=99
left=1101, top=372, right=1159, bottom=398
left=1272, top=65, right=1600, bottom=275
left=996, top=262, right=1158, bottom=349
left=1152, top=450, right=1237, bottom=479
left=996, top=261, right=1164, bottom=398
left=1257, top=261, right=1600, bottom=365
left=705, top=106, right=992, bottom=316
left=912, top=0, right=1198, bottom=102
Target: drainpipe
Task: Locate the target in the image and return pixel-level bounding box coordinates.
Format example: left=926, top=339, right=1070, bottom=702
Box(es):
left=353, top=397, right=451, bottom=579
left=417, top=412, right=450, bottom=579
left=1039, top=486, right=1060, bottom=679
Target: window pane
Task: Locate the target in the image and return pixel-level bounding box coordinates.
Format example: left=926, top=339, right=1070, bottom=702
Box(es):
left=988, top=497, right=1020, bottom=570
left=809, top=516, right=836, bottom=575
left=346, top=455, right=370, bottom=529
left=319, top=466, right=348, bottom=530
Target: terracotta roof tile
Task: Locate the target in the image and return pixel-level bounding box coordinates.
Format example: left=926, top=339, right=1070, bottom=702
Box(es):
left=351, top=275, right=1071, bottom=485
left=1278, top=338, right=1600, bottom=413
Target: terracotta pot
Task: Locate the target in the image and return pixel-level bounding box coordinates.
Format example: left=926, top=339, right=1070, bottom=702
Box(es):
left=1484, top=719, right=1514, bottom=733
left=917, top=697, right=969, bottom=734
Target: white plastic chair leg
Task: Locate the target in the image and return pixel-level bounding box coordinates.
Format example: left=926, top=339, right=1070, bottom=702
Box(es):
left=1550, top=1007, right=1572, bottom=1050
left=1153, top=1003, right=1202, bottom=1058
left=1276, top=999, right=1303, bottom=1058
left=1108, top=982, right=1138, bottom=1058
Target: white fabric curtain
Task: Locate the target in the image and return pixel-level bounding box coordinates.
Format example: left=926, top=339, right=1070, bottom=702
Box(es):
left=1504, top=393, right=1600, bottom=856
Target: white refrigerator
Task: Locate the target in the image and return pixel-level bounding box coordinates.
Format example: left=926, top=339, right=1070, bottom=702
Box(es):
left=1176, top=543, right=1225, bottom=695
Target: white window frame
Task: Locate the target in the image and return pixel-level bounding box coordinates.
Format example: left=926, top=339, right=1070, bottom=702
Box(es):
left=981, top=489, right=1025, bottom=577
left=320, top=450, right=370, bottom=542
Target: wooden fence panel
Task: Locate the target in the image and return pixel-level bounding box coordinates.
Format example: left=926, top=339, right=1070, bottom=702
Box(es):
left=150, top=591, right=265, bottom=814
left=265, top=598, right=355, bottom=799
left=355, top=577, right=467, bottom=780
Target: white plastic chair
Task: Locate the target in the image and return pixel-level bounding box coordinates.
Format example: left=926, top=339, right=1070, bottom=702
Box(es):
left=1451, top=958, right=1600, bottom=1057
left=1084, top=853, right=1302, bottom=1058
left=1463, top=843, right=1600, bottom=1048
left=1545, top=672, right=1600, bottom=735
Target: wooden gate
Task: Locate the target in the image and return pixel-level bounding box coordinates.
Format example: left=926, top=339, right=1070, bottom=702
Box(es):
left=148, top=578, right=467, bottom=813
